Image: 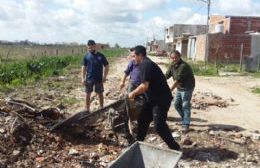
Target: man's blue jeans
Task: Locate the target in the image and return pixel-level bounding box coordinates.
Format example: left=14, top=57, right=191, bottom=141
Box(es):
left=174, top=89, right=194, bottom=126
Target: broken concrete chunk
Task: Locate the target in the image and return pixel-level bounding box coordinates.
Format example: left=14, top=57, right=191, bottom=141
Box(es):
left=251, top=133, right=260, bottom=141
left=209, top=130, right=215, bottom=135
left=12, top=150, right=21, bottom=156
left=148, top=136, right=157, bottom=142
left=172, top=132, right=180, bottom=138
left=37, top=150, right=44, bottom=155
left=68, top=148, right=79, bottom=156
left=0, top=128, right=6, bottom=134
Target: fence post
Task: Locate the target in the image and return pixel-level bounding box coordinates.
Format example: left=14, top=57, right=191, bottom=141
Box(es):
left=257, top=54, right=260, bottom=71
left=5, top=49, right=11, bottom=62
left=240, top=43, right=244, bottom=72
left=56, top=49, right=58, bottom=56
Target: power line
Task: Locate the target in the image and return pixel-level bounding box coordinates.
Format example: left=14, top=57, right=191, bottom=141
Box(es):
left=181, top=5, right=205, bottom=24
left=197, top=0, right=211, bottom=25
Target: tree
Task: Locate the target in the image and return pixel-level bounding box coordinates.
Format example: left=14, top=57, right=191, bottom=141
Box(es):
left=114, top=43, right=120, bottom=48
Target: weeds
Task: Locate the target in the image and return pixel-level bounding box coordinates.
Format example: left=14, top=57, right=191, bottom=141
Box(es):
left=252, top=87, right=260, bottom=94
left=0, top=48, right=127, bottom=87
left=187, top=61, right=219, bottom=76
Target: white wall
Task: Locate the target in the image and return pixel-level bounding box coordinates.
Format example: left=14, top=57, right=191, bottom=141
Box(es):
left=176, top=41, right=182, bottom=54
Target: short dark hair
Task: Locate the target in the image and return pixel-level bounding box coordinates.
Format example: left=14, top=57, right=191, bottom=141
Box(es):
left=171, top=50, right=181, bottom=57
left=129, top=47, right=135, bottom=52
left=87, top=40, right=96, bottom=46
left=134, top=45, right=146, bottom=57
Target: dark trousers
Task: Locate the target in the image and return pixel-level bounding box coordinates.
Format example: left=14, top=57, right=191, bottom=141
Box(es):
left=136, top=100, right=180, bottom=150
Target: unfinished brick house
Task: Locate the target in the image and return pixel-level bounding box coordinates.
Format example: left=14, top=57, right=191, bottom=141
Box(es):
left=165, top=24, right=207, bottom=57
left=187, top=15, right=260, bottom=64
left=146, top=39, right=166, bottom=52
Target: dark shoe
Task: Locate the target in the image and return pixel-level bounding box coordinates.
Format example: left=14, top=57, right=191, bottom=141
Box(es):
left=170, top=142, right=181, bottom=151
left=125, top=134, right=136, bottom=146
left=181, top=125, right=189, bottom=133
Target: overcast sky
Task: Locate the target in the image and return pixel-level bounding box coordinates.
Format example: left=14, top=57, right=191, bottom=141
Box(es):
left=0, top=0, right=260, bottom=47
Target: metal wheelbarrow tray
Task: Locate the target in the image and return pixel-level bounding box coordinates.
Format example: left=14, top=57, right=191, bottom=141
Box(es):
left=109, top=141, right=182, bottom=168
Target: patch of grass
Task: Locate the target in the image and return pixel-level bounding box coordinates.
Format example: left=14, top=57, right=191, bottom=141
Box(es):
left=0, top=48, right=127, bottom=89
left=252, top=87, right=260, bottom=94
left=251, top=72, right=260, bottom=78
left=102, top=48, right=127, bottom=58
left=0, top=55, right=79, bottom=85
left=241, top=71, right=260, bottom=78
left=188, top=61, right=219, bottom=76
left=219, top=64, right=240, bottom=72
left=61, top=97, right=79, bottom=106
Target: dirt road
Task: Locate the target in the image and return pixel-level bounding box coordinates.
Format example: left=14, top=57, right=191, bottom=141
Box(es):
left=149, top=56, right=260, bottom=133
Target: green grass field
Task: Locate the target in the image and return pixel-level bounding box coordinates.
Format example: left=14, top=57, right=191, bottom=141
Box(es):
left=0, top=48, right=127, bottom=88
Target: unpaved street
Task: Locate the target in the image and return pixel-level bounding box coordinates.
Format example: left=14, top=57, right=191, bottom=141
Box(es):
left=149, top=56, right=260, bottom=133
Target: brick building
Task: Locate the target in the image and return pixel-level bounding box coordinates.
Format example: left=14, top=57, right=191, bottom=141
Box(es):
left=165, top=24, right=207, bottom=57
left=146, top=39, right=166, bottom=52
left=187, top=15, right=260, bottom=63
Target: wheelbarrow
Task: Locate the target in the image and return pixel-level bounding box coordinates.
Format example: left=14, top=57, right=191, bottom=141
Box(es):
left=108, top=141, right=182, bottom=168
left=50, top=95, right=145, bottom=137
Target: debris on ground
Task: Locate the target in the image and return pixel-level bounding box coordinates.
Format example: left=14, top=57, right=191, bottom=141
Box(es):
left=191, top=92, right=231, bottom=110
left=0, top=98, right=127, bottom=167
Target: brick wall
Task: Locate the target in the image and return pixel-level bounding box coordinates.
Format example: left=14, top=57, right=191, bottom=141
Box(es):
left=209, top=15, right=226, bottom=24
left=210, top=16, right=260, bottom=34
left=208, top=34, right=251, bottom=62
left=229, top=17, right=260, bottom=34
left=195, top=35, right=207, bottom=61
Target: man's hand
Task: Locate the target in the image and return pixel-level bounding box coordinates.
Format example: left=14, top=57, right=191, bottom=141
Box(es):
left=120, top=82, right=125, bottom=90
left=128, top=91, right=136, bottom=100
left=102, top=77, right=107, bottom=83
left=82, top=79, right=86, bottom=85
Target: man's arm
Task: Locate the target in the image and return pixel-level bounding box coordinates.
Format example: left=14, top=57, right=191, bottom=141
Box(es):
left=103, top=65, right=109, bottom=82
left=170, top=81, right=178, bottom=91
left=128, top=82, right=149, bottom=99
left=171, top=64, right=187, bottom=91
left=120, top=73, right=128, bottom=90
left=81, top=66, right=87, bottom=85
left=165, top=64, right=173, bottom=80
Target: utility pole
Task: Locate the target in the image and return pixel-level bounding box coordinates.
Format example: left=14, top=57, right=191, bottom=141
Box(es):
left=207, top=0, right=211, bottom=25
left=197, top=0, right=211, bottom=25
left=198, top=0, right=211, bottom=62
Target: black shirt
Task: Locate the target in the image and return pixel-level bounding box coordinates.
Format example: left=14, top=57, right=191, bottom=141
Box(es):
left=140, top=57, right=173, bottom=104
left=165, top=59, right=195, bottom=90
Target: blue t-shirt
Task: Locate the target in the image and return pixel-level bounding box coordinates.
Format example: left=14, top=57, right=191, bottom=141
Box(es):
left=82, top=52, right=109, bottom=83
left=124, top=60, right=141, bottom=87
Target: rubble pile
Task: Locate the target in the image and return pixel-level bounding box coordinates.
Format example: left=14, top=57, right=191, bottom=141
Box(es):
left=0, top=98, right=127, bottom=168
left=191, top=92, right=230, bottom=110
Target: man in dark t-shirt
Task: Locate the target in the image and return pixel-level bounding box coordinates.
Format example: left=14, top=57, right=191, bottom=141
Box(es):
left=81, top=40, right=109, bottom=111
left=128, top=45, right=180, bottom=151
